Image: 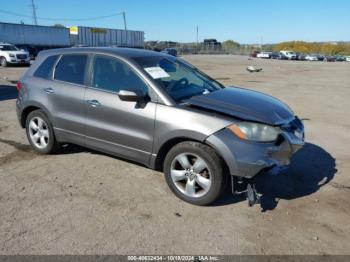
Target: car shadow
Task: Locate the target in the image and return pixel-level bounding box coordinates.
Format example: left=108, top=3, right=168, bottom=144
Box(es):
left=212, top=143, right=337, bottom=211
left=49, top=142, right=336, bottom=211
left=0, top=85, right=18, bottom=101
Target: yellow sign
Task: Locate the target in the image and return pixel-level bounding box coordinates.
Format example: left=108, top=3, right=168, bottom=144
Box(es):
left=69, top=26, right=78, bottom=35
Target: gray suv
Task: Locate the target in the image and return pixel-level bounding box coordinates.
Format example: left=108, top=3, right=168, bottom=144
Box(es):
left=16, top=48, right=304, bottom=205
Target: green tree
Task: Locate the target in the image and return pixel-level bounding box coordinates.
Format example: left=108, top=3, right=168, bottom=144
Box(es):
left=52, top=24, right=66, bottom=28
left=222, top=40, right=240, bottom=53
left=274, top=41, right=350, bottom=55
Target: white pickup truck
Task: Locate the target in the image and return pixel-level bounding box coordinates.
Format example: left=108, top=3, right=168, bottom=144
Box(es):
left=280, top=50, right=297, bottom=60
left=256, top=52, right=271, bottom=59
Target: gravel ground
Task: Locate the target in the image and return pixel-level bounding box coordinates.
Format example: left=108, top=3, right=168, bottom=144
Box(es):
left=0, top=55, right=349, bottom=255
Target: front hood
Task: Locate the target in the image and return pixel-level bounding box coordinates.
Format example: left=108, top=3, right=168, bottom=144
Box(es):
left=9, top=51, right=28, bottom=56
left=184, top=87, right=295, bottom=125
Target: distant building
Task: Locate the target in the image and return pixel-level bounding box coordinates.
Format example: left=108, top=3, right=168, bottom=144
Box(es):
left=200, top=39, right=222, bottom=53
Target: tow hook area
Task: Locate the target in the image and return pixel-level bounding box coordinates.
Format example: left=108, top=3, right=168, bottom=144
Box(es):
left=246, top=183, right=260, bottom=207
left=231, top=176, right=261, bottom=207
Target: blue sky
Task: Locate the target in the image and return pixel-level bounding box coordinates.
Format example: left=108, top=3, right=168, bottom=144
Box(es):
left=1, top=0, right=349, bottom=43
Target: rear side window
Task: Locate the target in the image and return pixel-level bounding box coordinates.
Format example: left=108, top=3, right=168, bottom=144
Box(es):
left=33, top=55, right=58, bottom=79
left=54, top=54, right=87, bottom=85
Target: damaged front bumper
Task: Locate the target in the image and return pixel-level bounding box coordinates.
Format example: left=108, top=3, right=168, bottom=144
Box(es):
left=206, top=119, right=305, bottom=178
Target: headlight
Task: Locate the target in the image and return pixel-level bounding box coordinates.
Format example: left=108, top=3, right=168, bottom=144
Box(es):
left=227, top=122, right=280, bottom=142
left=9, top=54, right=15, bottom=57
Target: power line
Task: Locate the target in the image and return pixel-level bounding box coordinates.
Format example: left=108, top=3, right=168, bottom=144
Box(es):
left=0, top=8, right=124, bottom=22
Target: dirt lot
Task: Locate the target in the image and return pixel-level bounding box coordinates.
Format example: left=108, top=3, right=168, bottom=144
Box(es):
left=0, top=55, right=350, bottom=255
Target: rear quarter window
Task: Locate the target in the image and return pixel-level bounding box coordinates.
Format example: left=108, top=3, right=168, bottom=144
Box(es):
left=33, top=55, right=59, bottom=79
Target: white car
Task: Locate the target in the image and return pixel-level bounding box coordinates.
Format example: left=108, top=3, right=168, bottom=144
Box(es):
left=280, top=50, right=297, bottom=60
left=0, top=43, right=30, bottom=67
left=256, top=52, right=271, bottom=58
left=305, top=54, right=319, bottom=61
left=346, top=56, right=350, bottom=62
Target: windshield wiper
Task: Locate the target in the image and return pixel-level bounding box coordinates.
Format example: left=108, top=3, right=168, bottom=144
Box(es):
left=177, top=91, right=209, bottom=102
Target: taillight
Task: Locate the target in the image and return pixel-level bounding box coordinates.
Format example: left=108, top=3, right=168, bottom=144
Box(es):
left=16, top=81, right=22, bottom=91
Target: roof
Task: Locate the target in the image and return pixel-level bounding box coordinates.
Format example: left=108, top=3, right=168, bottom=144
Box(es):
left=39, top=47, right=168, bottom=59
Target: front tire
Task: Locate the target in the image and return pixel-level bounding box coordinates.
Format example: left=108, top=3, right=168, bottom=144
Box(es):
left=25, top=110, right=59, bottom=154
left=163, top=141, right=227, bottom=205
left=0, top=57, right=7, bottom=67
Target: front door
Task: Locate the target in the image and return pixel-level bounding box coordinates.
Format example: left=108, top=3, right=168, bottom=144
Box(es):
left=84, top=54, right=156, bottom=165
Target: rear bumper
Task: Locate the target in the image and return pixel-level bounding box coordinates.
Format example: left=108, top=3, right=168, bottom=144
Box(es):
left=16, top=98, right=23, bottom=126
left=206, top=125, right=305, bottom=178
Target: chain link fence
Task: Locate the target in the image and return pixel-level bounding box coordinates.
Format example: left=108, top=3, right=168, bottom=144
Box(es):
left=145, top=40, right=260, bottom=56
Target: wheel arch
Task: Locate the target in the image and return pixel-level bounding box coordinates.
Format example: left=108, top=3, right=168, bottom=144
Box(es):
left=152, top=135, right=230, bottom=174
left=20, top=102, right=52, bottom=128
left=152, top=137, right=202, bottom=171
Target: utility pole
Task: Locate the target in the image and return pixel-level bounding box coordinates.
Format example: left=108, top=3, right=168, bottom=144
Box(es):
left=30, top=0, right=38, bottom=25
left=196, top=26, right=199, bottom=54
left=123, top=11, right=127, bottom=30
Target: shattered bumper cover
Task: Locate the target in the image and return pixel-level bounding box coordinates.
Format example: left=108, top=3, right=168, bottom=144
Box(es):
left=206, top=119, right=305, bottom=178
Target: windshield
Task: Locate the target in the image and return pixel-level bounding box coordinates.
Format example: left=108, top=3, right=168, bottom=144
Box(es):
left=133, top=56, right=224, bottom=102
left=0, top=45, right=18, bottom=51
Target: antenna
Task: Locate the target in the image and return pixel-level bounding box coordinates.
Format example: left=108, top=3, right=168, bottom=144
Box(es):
left=30, top=0, right=38, bottom=25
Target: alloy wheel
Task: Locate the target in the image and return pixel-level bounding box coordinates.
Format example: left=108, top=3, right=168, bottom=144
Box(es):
left=28, top=116, right=50, bottom=149
left=1, top=58, right=6, bottom=67
left=170, top=153, right=212, bottom=198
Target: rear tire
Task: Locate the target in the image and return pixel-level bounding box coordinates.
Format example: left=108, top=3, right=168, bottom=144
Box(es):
left=163, top=141, right=227, bottom=206
left=0, top=57, right=7, bottom=67
left=25, top=109, right=59, bottom=154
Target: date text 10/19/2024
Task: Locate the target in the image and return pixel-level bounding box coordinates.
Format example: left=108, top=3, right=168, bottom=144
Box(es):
left=127, top=255, right=220, bottom=261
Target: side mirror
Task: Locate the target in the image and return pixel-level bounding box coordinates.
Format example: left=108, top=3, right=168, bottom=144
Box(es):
left=118, top=90, right=146, bottom=102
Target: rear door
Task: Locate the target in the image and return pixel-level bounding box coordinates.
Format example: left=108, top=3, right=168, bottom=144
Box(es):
left=84, top=54, right=157, bottom=165
left=48, top=54, right=89, bottom=145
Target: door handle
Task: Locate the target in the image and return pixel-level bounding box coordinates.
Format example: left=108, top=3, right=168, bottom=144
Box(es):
left=44, top=87, right=54, bottom=94
left=86, top=99, right=101, bottom=108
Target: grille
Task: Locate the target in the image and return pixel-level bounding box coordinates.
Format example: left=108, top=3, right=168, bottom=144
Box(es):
left=16, top=54, right=27, bottom=59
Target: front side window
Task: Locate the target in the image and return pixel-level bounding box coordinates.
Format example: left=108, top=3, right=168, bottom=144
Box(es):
left=91, top=55, right=148, bottom=94
left=54, top=54, right=87, bottom=85
left=133, top=56, right=223, bottom=102
left=34, top=55, right=58, bottom=79
left=0, top=45, right=18, bottom=51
